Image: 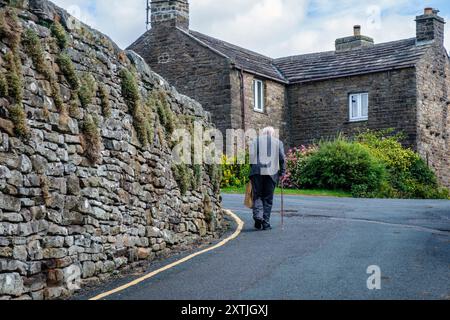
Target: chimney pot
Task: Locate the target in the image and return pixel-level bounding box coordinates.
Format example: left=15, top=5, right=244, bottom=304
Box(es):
left=354, top=25, right=361, bottom=36
left=424, top=7, right=433, bottom=15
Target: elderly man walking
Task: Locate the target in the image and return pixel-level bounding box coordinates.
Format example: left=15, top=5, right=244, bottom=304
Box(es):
left=249, top=127, right=286, bottom=231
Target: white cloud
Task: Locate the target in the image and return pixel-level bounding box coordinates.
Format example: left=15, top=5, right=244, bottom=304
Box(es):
left=50, top=0, right=450, bottom=58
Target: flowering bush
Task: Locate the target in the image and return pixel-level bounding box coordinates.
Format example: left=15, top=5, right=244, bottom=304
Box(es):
left=221, top=154, right=251, bottom=188
left=355, top=130, right=448, bottom=199
left=281, top=145, right=317, bottom=188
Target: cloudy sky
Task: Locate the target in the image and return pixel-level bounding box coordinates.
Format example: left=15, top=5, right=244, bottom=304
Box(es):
left=51, top=0, right=450, bottom=58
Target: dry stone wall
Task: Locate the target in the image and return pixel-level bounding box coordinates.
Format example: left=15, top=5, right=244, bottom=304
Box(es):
left=0, top=0, right=224, bottom=300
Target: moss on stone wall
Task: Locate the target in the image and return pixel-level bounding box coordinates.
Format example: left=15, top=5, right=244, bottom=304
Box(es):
left=4, top=51, right=22, bottom=103
left=119, top=68, right=140, bottom=112
left=22, top=29, right=51, bottom=78
left=153, top=90, right=175, bottom=135
left=0, top=71, right=8, bottom=97
left=0, top=8, right=21, bottom=53
left=2, top=8, right=23, bottom=105
left=69, top=93, right=81, bottom=119
left=0, top=8, right=29, bottom=139
left=51, top=21, right=68, bottom=49
left=208, top=164, right=222, bottom=193
left=81, top=114, right=102, bottom=164
left=119, top=68, right=157, bottom=147
left=98, top=84, right=111, bottom=118
left=193, top=164, right=203, bottom=191
left=22, top=28, right=64, bottom=112
left=56, top=53, right=79, bottom=90
left=172, top=163, right=192, bottom=195
left=8, top=104, right=29, bottom=138
left=78, top=73, right=97, bottom=108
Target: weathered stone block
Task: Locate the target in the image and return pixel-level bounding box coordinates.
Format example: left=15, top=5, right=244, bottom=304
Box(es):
left=0, top=194, right=21, bottom=212
left=0, top=273, right=24, bottom=297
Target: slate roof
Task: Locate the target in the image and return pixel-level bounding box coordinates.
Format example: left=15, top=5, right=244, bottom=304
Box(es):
left=274, top=38, right=433, bottom=84
left=134, top=27, right=434, bottom=85
left=186, top=30, right=287, bottom=83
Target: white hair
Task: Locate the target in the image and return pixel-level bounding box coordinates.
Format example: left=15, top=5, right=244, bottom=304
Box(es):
left=262, top=127, right=275, bottom=136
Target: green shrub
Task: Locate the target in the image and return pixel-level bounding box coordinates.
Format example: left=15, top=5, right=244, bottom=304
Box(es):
left=409, top=157, right=437, bottom=186
left=81, top=115, right=102, bottom=164
left=56, top=53, right=79, bottom=90
left=78, top=73, right=97, bottom=107
left=299, top=138, right=386, bottom=193
left=356, top=130, right=417, bottom=172
left=9, top=104, right=29, bottom=138
left=356, top=130, right=446, bottom=199
left=51, top=21, right=68, bottom=49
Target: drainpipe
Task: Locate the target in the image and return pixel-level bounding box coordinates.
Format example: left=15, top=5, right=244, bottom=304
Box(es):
left=238, top=68, right=246, bottom=131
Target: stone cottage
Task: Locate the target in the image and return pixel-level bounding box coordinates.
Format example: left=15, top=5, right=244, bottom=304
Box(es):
left=129, top=1, right=450, bottom=188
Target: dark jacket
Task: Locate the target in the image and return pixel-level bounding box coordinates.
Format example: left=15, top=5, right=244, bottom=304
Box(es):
left=249, top=135, right=286, bottom=183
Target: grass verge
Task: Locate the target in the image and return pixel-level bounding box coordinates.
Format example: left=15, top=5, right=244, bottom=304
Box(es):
left=221, top=186, right=352, bottom=198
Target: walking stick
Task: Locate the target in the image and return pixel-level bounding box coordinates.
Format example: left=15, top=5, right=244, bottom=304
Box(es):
left=280, top=179, right=285, bottom=231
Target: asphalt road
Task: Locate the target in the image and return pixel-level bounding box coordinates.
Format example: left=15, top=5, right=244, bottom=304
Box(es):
left=77, top=194, right=450, bottom=300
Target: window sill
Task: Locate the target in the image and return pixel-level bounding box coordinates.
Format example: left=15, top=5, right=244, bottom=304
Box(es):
left=253, top=109, right=265, bottom=114
left=348, top=118, right=368, bottom=123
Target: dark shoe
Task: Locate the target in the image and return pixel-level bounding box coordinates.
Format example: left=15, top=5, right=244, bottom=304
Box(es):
left=254, top=220, right=263, bottom=230
left=262, top=223, right=272, bottom=231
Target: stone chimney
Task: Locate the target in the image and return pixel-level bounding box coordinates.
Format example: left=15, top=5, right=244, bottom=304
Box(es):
left=416, top=8, right=445, bottom=45
left=335, top=26, right=374, bottom=52
left=151, top=0, right=189, bottom=30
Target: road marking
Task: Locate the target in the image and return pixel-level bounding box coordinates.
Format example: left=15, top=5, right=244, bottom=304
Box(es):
left=89, top=210, right=244, bottom=300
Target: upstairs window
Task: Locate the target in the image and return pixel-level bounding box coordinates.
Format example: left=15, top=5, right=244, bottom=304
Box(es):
left=253, top=79, right=265, bottom=112
left=349, top=93, right=369, bottom=122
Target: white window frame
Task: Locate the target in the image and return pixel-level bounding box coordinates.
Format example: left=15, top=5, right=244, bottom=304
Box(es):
left=349, top=92, right=369, bottom=122
left=253, top=79, right=265, bottom=113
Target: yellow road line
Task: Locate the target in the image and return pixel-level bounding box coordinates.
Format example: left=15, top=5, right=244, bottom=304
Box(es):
left=89, top=210, right=244, bottom=300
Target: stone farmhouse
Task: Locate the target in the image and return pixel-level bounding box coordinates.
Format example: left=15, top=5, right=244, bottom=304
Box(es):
left=129, top=1, right=450, bottom=188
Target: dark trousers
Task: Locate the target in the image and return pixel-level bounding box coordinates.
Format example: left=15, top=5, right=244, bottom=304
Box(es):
left=251, top=175, right=277, bottom=224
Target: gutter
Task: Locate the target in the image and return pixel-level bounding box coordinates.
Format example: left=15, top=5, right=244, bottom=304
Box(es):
left=238, top=68, right=246, bottom=131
